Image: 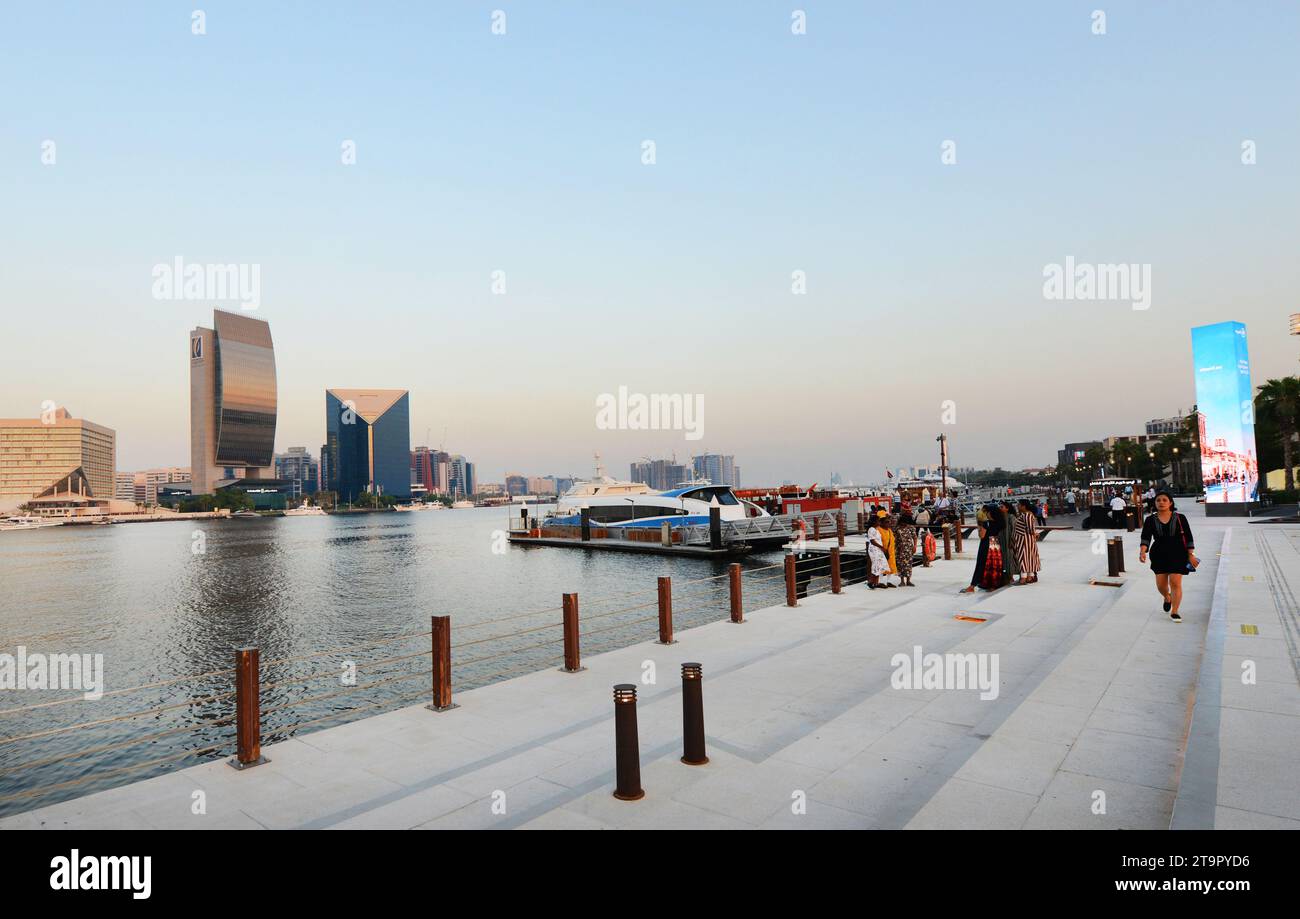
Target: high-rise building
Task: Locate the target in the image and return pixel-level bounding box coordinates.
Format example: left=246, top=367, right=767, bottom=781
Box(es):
left=691, top=453, right=738, bottom=487
left=505, top=473, right=529, bottom=496
left=446, top=455, right=474, bottom=498
left=274, top=448, right=318, bottom=497
left=324, top=389, right=411, bottom=501
left=0, top=407, right=116, bottom=512
left=630, top=458, right=688, bottom=490
left=411, top=446, right=444, bottom=495
left=189, top=310, right=277, bottom=495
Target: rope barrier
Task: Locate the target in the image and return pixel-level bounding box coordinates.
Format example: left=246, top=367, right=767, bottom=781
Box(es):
left=0, top=689, right=239, bottom=747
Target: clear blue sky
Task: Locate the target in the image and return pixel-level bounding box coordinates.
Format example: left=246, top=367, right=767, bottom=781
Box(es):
left=2, top=1, right=1297, bottom=484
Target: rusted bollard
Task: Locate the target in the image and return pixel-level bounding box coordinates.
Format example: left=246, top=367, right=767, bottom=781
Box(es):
left=656, top=576, right=675, bottom=644
left=942, top=524, right=952, bottom=561
left=428, top=615, right=456, bottom=711
left=813, top=516, right=821, bottom=542
left=831, top=547, right=842, bottom=594
left=561, top=592, right=584, bottom=672
left=231, top=647, right=266, bottom=769
left=954, top=522, right=963, bottom=553
left=612, top=684, right=645, bottom=800
left=680, top=663, right=708, bottom=766
left=857, top=511, right=867, bottom=534
left=837, top=512, right=845, bottom=547
left=784, top=553, right=797, bottom=607
left=728, top=563, right=744, bottom=623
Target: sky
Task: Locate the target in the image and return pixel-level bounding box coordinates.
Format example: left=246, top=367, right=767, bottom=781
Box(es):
left=2, top=1, right=1297, bottom=486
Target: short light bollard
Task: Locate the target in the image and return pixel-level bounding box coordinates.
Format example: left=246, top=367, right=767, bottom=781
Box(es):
left=784, top=552, right=797, bottom=607
left=942, top=524, right=952, bottom=561
left=830, top=547, right=843, bottom=594
left=561, top=592, right=584, bottom=672
left=231, top=646, right=267, bottom=769
left=1115, top=534, right=1125, bottom=573
left=612, top=684, right=645, bottom=800
left=680, top=663, right=708, bottom=766
left=656, top=576, right=675, bottom=644
left=728, top=563, right=744, bottom=624
left=428, top=615, right=457, bottom=712
left=1107, top=538, right=1120, bottom=578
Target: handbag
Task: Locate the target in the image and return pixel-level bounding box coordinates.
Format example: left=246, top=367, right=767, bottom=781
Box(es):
left=1178, top=513, right=1198, bottom=573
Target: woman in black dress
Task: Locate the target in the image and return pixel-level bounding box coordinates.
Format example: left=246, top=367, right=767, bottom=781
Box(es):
left=1138, top=491, right=1199, bottom=623
left=960, top=504, right=1005, bottom=593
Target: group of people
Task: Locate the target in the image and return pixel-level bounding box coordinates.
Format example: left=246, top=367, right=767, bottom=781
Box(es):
left=865, top=509, right=929, bottom=588
left=960, top=499, right=1043, bottom=593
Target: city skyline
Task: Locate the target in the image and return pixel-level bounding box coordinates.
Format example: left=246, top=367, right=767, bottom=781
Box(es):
left=3, top=3, right=1297, bottom=484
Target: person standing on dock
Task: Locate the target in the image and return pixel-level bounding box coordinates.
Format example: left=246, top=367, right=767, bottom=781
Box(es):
left=895, top=511, right=918, bottom=587
left=1065, top=490, right=1076, bottom=515
left=1138, top=491, right=1198, bottom=623
left=866, top=511, right=891, bottom=589
left=1012, top=499, right=1041, bottom=584
left=961, top=504, right=1005, bottom=593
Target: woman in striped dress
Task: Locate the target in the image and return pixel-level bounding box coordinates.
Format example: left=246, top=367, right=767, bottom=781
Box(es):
left=1012, top=499, right=1041, bottom=584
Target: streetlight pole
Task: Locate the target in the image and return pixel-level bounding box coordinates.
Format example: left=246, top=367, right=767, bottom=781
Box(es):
left=936, top=434, right=949, bottom=499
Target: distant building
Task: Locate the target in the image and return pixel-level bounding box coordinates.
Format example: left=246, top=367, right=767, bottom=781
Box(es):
left=189, top=310, right=277, bottom=495
left=1057, top=441, right=1103, bottom=471
left=411, top=446, right=444, bottom=495
left=630, top=459, right=689, bottom=490
left=324, top=389, right=412, bottom=502
left=274, top=448, right=318, bottom=497
left=0, top=407, right=116, bottom=512
left=505, top=473, right=529, bottom=496
left=446, top=455, right=475, bottom=498
left=691, top=453, right=738, bottom=487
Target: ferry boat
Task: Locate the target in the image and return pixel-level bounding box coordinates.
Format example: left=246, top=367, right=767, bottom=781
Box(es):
left=548, top=480, right=768, bottom=529
left=0, top=515, right=64, bottom=532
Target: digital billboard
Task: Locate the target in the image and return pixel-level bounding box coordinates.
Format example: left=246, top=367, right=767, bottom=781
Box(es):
left=1190, top=321, right=1258, bottom=505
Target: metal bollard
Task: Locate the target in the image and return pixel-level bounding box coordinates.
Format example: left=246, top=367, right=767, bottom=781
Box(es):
left=1107, top=538, right=1120, bottom=578
left=728, top=563, right=744, bottom=623
left=680, top=663, right=708, bottom=766
left=612, top=684, right=645, bottom=800
left=857, top=511, right=867, bottom=534
left=954, top=522, right=963, bottom=553
left=656, top=576, right=675, bottom=644
left=428, top=615, right=457, bottom=712
left=1115, top=534, right=1125, bottom=572
left=942, top=524, right=952, bottom=561
left=231, top=647, right=267, bottom=769
left=784, top=553, right=797, bottom=607
left=561, top=593, right=584, bottom=672
left=1126, top=511, right=1135, bottom=533
left=837, top=512, right=845, bottom=547
left=831, top=547, right=842, bottom=594
left=813, top=516, right=821, bottom=542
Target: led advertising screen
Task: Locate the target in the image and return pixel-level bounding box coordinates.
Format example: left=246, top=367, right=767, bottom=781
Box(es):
left=1190, top=321, right=1258, bottom=504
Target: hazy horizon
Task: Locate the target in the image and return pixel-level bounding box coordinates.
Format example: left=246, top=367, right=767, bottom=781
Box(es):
left=3, top=2, right=1297, bottom=485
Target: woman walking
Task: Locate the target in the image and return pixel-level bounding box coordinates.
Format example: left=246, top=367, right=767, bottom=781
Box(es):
left=895, top=511, right=918, bottom=587
left=1012, top=499, right=1041, bottom=584
left=1139, top=491, right=1198, bottom=623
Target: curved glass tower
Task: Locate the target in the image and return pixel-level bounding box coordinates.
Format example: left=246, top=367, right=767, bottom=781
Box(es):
left=190, top=310, right=278, bottom=494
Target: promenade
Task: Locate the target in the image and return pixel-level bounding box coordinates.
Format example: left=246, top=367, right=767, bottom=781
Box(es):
left=5, top=511, right=1297, bottom=830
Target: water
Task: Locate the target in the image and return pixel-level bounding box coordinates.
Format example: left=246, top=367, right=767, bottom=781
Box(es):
left=0, top=507, right=788, bottom=816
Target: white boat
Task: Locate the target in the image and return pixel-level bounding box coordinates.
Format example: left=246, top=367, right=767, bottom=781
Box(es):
left=450, top=500, right=475, bottom=509
left=393, top=501, right=439, bottom=512
left=0, top=515, right=64, bottom=532
left=284, top=502, right=327, bottom=516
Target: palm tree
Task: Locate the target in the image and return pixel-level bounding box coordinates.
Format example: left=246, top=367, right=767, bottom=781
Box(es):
left=1256, top=377, right=1300, bottom=492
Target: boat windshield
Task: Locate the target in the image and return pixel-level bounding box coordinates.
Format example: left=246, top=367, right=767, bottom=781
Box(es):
left=682, top=487, right=739, bottom=506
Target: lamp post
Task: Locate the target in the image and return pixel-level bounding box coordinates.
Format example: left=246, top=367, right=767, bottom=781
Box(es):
left=936, top=434, right=949, bottom=499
